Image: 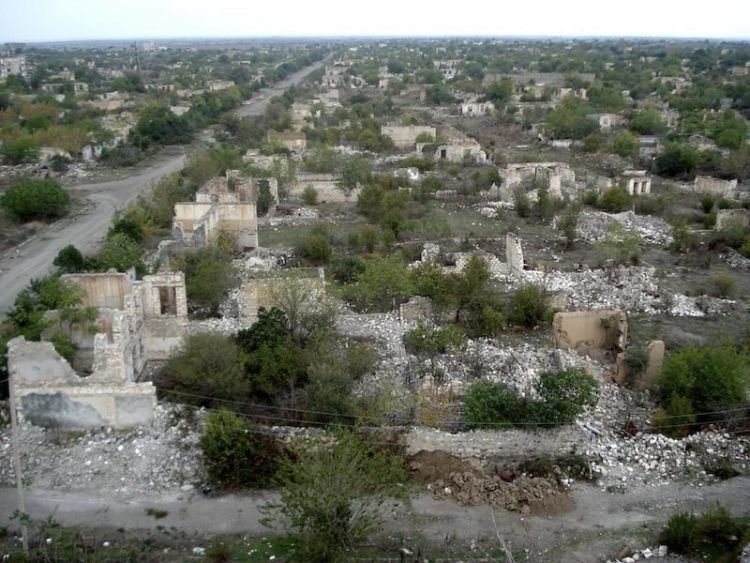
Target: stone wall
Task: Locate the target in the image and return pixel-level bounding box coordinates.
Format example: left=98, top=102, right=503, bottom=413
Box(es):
left=716, top=209, right=750, bottom=230
left=240, top=273, right=327, bottom=324
left=553, top=310, right=627, bottom=352
left=287, top=173, right=360, bottom=203
left=406, top=427, right=584, bottom=468
left=694, top=176, right=739, bottom=198
left=381, top=125, right=436, bottom=149
left=8, top=337, right=156, bottom=430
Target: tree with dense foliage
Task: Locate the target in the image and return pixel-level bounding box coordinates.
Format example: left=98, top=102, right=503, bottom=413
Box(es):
left=507, top=284, right=550, bottom=329
left=597, top=186, right=632, bottom=213
left=171, top=248, right=237, bottom=316
left=656, top=142, right=700, bottom=178
left=0, top=178, right=70, bottom=220
left=544, top=96, right=598, bottom=139
left=612, top=130, right=639, bottom=158
left=97, top=233, right=145, bottom=274
left=53, top=245, right=87, bottom=274
left=162, top=333, right=249, bottom=406
left=131, top=105, right=191, bottom=149
left=629, top=109, right=666, bottom=135
left=340, top=255, right=412, bottom=312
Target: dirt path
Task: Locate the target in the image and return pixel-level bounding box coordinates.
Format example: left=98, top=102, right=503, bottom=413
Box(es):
left=0, top=57, right=329, bottom=316
left=2, top=477, right=748, bottom=561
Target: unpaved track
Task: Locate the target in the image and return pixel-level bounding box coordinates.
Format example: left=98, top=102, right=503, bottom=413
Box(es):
left=1, top=477, right=749, bottom=561
left=0, top=57, right=328, bottom=315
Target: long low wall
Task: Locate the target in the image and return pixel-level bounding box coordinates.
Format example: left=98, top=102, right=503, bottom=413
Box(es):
left=406, top=427, right=585, bottom=468
left=16, top=385, right=156, bottom=429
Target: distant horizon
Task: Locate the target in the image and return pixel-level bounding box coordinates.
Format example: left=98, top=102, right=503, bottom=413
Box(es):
left=8, top=33, right=750, bottom=47
left=2, top=0, right=748, bottom=45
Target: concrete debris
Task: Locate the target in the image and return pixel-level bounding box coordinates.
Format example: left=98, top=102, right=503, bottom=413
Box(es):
left=722, top=248, right=750, bottom=271
left=0, top=404, right=203, bottom=498
left=519, top=266, right=662, bottom=314
left=577, top=210, right=673, bottom=246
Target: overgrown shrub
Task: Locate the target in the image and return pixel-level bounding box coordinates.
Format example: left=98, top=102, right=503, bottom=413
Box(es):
left=463, top=368, right=598, bottom=429
left=0, top=178, right=70, bottom=220
left=200, top=410, right=282, bottom=488
left=507, top=284, right=549, bottom=329
left=171, top=248, right=237, bottom=316
left=302, top=185, right=319, bottom=205
left=656, top=345, right=748, bottom=434
left=267, top=430, right=407, bottom=563
left=660, top=504, right=744, bottom=556
left=597, top=186, right=632, bottom=213
left=162, top=333, right=248, bottom=407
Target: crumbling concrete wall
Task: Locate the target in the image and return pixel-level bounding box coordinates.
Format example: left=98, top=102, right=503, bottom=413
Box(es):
left=62, top=273, right=130, bottom=309
left=8, top=337, right=156, bottom=430
left=715, top=209, right=749, bottom=230
left=400, top=296, right=434, bottom=322
left=381, top=125, right=436, bottom=149
left=506, top=233, right=524, bottom=275
left=499, top=162, right=576, bottom=192
left=553, top=310, right=627, bottom=352
left=240, top=273, right=327, bottom=324
left=693, top=176, right=738, bottom=199
left=287, top=173, right=359, bottom=203
left=406, top=427, right=584, bottom=469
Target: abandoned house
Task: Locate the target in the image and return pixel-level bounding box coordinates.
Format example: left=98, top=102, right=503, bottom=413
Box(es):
left=460, top=100, right=496, bottom=116
left=173, top=170, right=269, bottom=252
left=381, top=124, right=437, bottom=149
left=7, top=271, right=188, bottom=429
left=268, top=130, right=307, bottom=152
left=498, top=162, right=576, bottom=197
left=621, top=170, right=652, bottom=196
left=692, top=175, right=739, bottom=199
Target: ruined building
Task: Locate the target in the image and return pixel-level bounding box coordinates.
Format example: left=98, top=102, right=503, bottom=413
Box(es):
left=8, top=271, right=188, bottom=429
left=173, top=170, right=273, bottom=252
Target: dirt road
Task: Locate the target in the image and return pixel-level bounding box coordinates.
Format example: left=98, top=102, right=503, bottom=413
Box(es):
left=1, top=477, right=748, bottom=561
left=0, top=57, right=328, bottom=316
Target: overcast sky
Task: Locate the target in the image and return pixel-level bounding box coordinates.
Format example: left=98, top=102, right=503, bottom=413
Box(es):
left=1, top=0, right=748, bottom=43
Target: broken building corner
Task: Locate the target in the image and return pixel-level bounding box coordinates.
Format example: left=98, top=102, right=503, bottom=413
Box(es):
left=7, top=271, right=188, bottom=430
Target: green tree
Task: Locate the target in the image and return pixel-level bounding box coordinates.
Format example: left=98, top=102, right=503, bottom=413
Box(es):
left=1, top=178, right=70, bottom=221
left=533, top=368, right=599, bottom=426
left=340, top=255, right=412, bottom=312
left=98, top=233, right=145, bottom=274
left=338, top=157, right=372, bottom=194
left=484, top=80, right=513, bottom=105
left=200, top=410, right=282, bottom=489
left=7, top=276, right=86, bottom=341
left=163, top=333, right=248, bottom=406
left=131, top=105, right=191, bottom=149
left=656, top=142, right=700, bottom=178
left=0, top=136, right=40, bottom=164
left=629, top=109, right=666, bottom=135
left=612, top=130, right=639, bottom=158
left=267, top=429, right=407, bottom=563
left=53, top=245, right=87, bottom=274
left=171, top=248, right=237, bottom=316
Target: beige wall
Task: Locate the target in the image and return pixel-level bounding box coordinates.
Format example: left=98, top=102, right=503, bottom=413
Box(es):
left=553, top=310, right=627, bottom=351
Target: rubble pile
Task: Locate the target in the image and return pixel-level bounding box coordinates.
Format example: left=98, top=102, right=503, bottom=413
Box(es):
left=433, top=340, right=588, bottom=394
left=668, top=293, right=735, bottom=317
left=336, top=312, right=408, bottom=357
left=0, top=405, right=205, bottom=498
left=519, top=266, right=662, bottom=314
left=429, top=472, right=565, bottom=512
left=579, top=384, right=750, bottom=489
left=722, top=248, right=750, bottom=271
left=577, top=210, right=673, bottom=246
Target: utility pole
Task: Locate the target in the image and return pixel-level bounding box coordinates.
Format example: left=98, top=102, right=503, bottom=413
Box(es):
left=132, top=42, right=140, bottom=73
left=8, top=372, right=29, bottom=555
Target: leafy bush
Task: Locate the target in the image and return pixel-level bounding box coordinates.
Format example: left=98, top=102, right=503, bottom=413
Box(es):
left=660, top=511, right=699, bottom=553
left=660, top=504, right=744, bottom=556
left=97, top=233, right=145, bottom=274
left=53, top=245, right=87, bottom=274
left=200, top=410, right=282, bottom=489
left=656, top=345, right=748, bottom=432
left=650, top=394, right=696, bottom=438
left=267, top=430, right=407, bottom=563
left=302, top=185, right=319, bottom=205
left=464, top=368, right=598, bottom=429
left=404, top=322, right=466, bottom=356
left=162, top=333, right=248, bottom=407
left=339, top=255, right=412, bottom=312
left=298, top=232, right=332, bottom=265
left=0, top=178, right=70, bottom=220
left=0, top=135, right=40, bottom=164
left=507, top=284, right=549, bottom=329
left=597, top=186, right=631, bottom=213
left=712, top=272, right=735, bottom=298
